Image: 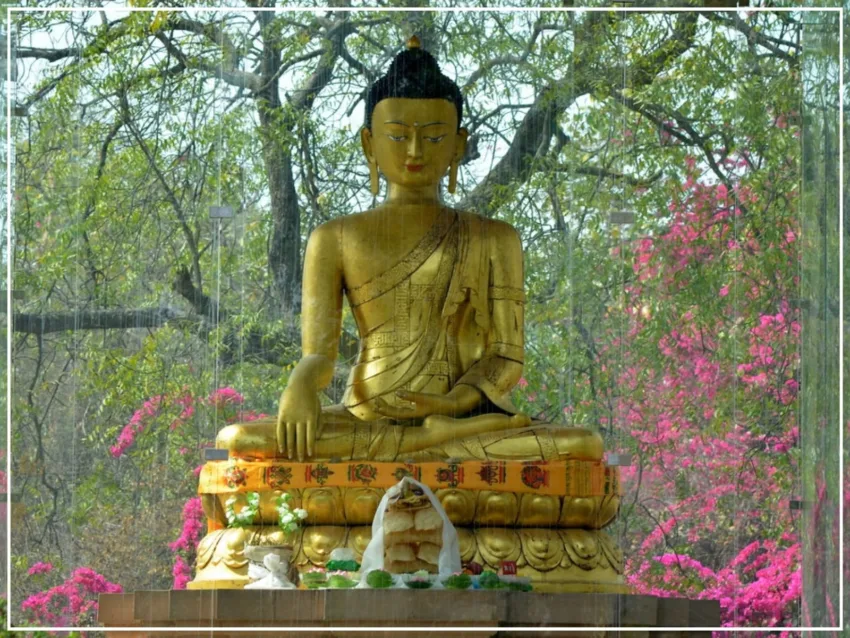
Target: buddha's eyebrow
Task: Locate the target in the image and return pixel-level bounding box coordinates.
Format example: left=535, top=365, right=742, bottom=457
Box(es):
left=384, top=121, right=448, bottom=128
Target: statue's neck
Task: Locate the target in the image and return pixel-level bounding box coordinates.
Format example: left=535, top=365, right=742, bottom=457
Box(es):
left=383, top=182, right=443, bottom=207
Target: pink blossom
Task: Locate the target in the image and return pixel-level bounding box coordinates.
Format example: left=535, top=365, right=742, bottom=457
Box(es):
left=27, top=561, right=54, bottom=576
left=208, top=387, right=245, bottom=407
left=22, top=567, right=122, bottom=627
left=718, top=285, right=729, bottom=297
left=169, top=497, right=205, bottom=589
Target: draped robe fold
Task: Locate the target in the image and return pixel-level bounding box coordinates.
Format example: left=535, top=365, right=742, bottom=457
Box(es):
left=341, top=208, right=523, bottom=424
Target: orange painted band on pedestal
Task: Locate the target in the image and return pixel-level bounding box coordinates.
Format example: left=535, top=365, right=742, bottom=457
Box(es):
left=198, top=459, right=621, bottom=497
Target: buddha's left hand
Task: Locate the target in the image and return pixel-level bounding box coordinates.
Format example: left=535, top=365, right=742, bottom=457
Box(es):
left=373, top=385, right=482, bottom=419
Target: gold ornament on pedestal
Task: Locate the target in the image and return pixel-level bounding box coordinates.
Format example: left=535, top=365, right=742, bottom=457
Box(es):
left=190, top=36, right=625, bottom=593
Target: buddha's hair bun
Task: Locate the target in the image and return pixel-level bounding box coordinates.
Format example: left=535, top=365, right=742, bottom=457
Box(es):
left=364, top=41, right=463, bottom=130
left=386, top=47, right=442, bottom=84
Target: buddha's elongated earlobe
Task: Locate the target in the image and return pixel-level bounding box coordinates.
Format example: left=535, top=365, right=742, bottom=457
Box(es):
left=369, top=161, right=379, bottom=195
left=449, top=128, right=467, bottom=195
left=448, top=159, right=458, bottom=194
left=361, top=127, right=379, bottom=195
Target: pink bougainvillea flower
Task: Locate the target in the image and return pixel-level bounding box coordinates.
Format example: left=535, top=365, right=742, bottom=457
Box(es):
left=21, top=566, right=122, bottom=627
left=27, top=561, right=54, bottom=576
left=208, top=387, right=245, bottom=407
left=168, top=497, right=205, bottom=590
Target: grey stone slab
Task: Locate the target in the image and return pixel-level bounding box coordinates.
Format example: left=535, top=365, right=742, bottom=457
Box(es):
left=97, top=593, right=137, bottom=627
left=274, top=589, right=326, bottom=624
left=133, top=590, right=172, bottom=625
left=100, top=590, right=719, bottom=631
left=323, top=589, right=502, bottom=624
left=687, top=599, right=721, bottom=627
left=655, top=596, right=689, bottom=627
left=619, top=594, right=658, bottom=627
left=164, top=590, right=216, bottom=624
left=213, top=589, right=276, bottom=623
left=507, top=592, right=617, bottom=626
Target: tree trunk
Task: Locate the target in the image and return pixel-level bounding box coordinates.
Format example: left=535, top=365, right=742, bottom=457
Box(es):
left=256, top=10, right=302, bottom=316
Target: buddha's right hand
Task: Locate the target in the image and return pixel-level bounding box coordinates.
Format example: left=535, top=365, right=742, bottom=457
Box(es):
left=276, top=383, right=320, bottom=461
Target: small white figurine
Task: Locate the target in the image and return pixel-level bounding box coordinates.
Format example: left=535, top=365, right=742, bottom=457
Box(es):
left=243, top=545, right=296, bottom=590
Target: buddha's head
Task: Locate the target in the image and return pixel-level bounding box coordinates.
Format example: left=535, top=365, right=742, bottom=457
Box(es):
left=361, top=36, right=468, bottom=195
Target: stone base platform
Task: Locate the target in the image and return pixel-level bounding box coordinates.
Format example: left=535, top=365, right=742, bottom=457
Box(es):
left=98, top=590, right=719, bottom=637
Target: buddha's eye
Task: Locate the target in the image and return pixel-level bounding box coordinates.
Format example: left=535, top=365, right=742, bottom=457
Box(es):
left=425, top=136, right=445, bottom=143
left=387, top=134, right=407, bottom=142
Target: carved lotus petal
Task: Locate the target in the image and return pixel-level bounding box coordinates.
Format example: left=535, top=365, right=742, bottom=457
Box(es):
left=475, top=528, right=521, bottom=568
left=456, top=528, right=477, bottom=564
left=519, top=529, right=562, bottom=572
left=598, top=532, right=624, bottom=573
left=559, top=530, right=600, bottom=571
left=343, top=487, right=383, bottom=524
left=301, top=525, right=347, bottom=566
left=346, top=526, right=373, bottom=562
left=519, top=494, right=560, bottom=527
left=303, top=488, right=344, bottom=524
left=476, top=491, right=518, bottom=526
left=436, top=488, right=476, bottom=525
left=559, top=496, right=599, bottom=528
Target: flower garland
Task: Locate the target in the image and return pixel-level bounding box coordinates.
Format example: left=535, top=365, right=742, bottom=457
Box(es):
left=276, top=492, right=307, bottom=534
left=224, top=492, right=307, bottom=536
left=225, top=491, right=260, bottom=528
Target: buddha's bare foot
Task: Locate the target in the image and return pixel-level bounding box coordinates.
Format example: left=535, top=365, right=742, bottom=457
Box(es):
left=421, top=412, right=531, bottom=437
left=506, top=413, right=532, bottom=428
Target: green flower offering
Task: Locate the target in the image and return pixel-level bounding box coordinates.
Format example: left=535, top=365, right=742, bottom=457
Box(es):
left=443, top=573, right=472, bottom=590
left=365, top=570, right=394, bottom=589
left=300, top=568, right=327, bottom=589
left=403, top=570, right=434, bottom=589
left=326, top=548, right=360, bottom=573
left=478, top=571, right=502, bottom=590
left=327, top=572, right=357, bottom=589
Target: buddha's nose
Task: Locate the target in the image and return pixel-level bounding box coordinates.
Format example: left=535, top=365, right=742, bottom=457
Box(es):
left=408, top=132, right=423, bottom=159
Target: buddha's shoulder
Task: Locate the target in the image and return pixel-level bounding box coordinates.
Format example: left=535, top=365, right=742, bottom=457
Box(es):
left=305, top=218, right=345, bottom=253
left=453, top=209, right=521, bottom=243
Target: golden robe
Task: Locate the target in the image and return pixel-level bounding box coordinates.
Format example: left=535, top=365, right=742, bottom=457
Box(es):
left=343, top=208, right=524, bottom=420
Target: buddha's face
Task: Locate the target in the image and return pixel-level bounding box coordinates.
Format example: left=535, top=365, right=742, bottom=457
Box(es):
left=362, top=98, right=468, bottom=190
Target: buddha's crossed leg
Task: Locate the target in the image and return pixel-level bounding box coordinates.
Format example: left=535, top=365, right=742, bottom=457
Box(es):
left=216, top=407, right=600, bottom=462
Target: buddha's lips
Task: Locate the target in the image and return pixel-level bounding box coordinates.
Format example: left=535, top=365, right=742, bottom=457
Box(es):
left=406, top=164, right=424, bottom=172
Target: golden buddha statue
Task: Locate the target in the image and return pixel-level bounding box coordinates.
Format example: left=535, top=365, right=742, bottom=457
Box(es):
left=216, top=36, right=601, bottom=466
left=192, top=37, right=624, bottom=593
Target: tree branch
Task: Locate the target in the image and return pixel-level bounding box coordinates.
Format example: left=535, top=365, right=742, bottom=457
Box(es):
left=169, top=16, right=240, bottom=70
left=459, top=13, right=698, bottom=215
left=118, top=88, right=204, bottom=291
left=11, top=307, right=190, bottom=334
left=705, top=12, right=799, bottom=65
left=154, top=31, right=262, bottom=92
left=556, top=165, right=663, bottom=187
